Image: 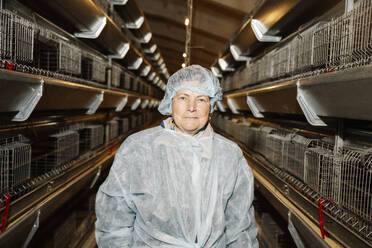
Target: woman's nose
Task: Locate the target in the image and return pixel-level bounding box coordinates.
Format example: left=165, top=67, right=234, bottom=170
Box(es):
left=187, top=100, right=197, bottom=112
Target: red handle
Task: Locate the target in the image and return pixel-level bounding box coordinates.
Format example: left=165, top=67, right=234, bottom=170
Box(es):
left=1, top=194, right=11, bottom=233
left=318, top=199, right=328, bottom=239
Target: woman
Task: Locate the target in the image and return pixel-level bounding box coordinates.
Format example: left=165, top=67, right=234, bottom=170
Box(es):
left=95, top=65, right=258, bottom=247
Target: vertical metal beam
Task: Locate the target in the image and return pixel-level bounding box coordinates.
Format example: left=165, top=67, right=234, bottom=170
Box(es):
left=184, top=0, right=193, bottom=66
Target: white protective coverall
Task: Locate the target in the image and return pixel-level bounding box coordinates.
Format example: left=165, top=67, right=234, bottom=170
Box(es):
left=95, top=119, right=258, bottom=247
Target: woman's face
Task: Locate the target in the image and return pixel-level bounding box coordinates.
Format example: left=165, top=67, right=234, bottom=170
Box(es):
left=171, top=88, right=211, bottom=136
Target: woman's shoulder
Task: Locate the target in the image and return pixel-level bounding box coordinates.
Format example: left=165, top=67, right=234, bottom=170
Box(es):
left=213, top=133, right=241, bottom=151
left=117, top=126, right=163, bottom=153
left=127, top=125, right=163, bottom=141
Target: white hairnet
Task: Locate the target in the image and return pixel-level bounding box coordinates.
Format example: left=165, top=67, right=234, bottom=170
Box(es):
left=158, top=65, right=223, bottom=115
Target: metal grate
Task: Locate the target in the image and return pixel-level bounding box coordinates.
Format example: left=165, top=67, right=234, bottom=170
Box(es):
left=81, top=52, right=107, bottom=83
left=118, top=117, right=129, bottom=134
left=266, top=129, right=290, bottom=169
left=0, top=9, right=34, bottom=65
left=291, top=25, right=320, bottom=74
left=0, top=9, right=13, bottom=60
left=329, top=14, right=353, bottom=70
left=0, top=136, right=31, bottom=194
left=59, top=41, right=81, bottom=75
left=13, top=13, right=34, bottom=64
left=92, top=54, right=107, bottom=83
left=107, top=120, right=119, bottom=141
left=283, top=134, right=313, bottom=182
left=304, top=141, right=335, bottom=199
left=351, top=0, right=372, bottom=67
left=32, top=130, right=79, bottom=175
left=48, top=130, right=79, bottom=166
left=35, top=27, right=82, bottom=76
left=340, top=147, right=372, bottom=224
left=272, top=44, right=291, bottom=79
left=212, top=117, right=372, bottom=241
left=111, top=63, right=123, bottom=88
left=257, top=54, right=272, bottom=82
left=79, top=125, right=104, bottom=152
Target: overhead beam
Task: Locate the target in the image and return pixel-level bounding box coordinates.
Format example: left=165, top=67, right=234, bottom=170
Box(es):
left=153, top=34, right=218, bottom=58
left=146, top=13, right=227, bottom=43
left=198, top=0, right=257, bottom=16
left=159, top=45, right=211, bottom=65
left=146, top=15, right=226, bottom=56
left=156, top=40, right=216, bottom=62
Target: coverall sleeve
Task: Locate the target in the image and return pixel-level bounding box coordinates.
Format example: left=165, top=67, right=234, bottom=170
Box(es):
left=95, top=140, right=137, bottom=248
left=225, top=155, right=259, bottom=248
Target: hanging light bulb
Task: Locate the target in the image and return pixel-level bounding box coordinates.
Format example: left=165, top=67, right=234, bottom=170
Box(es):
left=183, top=52, right=187, bottom=58
left=184, top=17, right=190, bottom=26
left=182, top=63, right=186, bottom=68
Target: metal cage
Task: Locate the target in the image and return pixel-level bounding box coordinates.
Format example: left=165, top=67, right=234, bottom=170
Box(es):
left=0, top=136, right=31, bottom=194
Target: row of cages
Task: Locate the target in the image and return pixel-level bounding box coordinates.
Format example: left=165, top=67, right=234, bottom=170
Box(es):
left=0, top=8, right=163, bottom=98
left=0, top=111, right=160, bottom=200
left=222, top=0, right=372, bottom=92
left=211, top=115, right=371, bottom=242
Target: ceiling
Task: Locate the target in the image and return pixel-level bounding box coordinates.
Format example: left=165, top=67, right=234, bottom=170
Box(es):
left=136, top=0, right=258, bottom=74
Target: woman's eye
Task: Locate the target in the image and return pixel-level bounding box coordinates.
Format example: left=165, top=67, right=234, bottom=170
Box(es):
left=179, top=96, right=186, bottom=100
left=197, top=98, right=207, bottom=103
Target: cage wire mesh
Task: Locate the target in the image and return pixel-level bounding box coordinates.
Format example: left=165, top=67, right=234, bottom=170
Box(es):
left=223, top=0, right=372, bottom=92
left=304, top=140, right=335, bottom=200
left=13, top=12, right=34, bottom=64
left=0, top=9, right=13, bottom=61
left=212, top=117, right=372, bottom=241
left=81, top=51, right=107, bottom=83
left=340, top=147, right=372, bottom=224
left=92, top=54, right=107, bottom=84
left=31, top=130, right=79, bottom=175
left=272, top=44, right=292, bottom=79
left=266, top=129, right=291, bottom=169
left=107, top=120, right=119, bottom=141
left=283, top=134, right=313, bottom=182
left=0, top=135, right=31, bottom=194
left=59, top=41, right=81, bottom=75
left=79, top=125, right=104, bottom=152
left=130, top=114, right=138, bottom=129
left=329, top=14, right=353, bottom=70
left=0, top=9, right=34, bottom=67
left=111, top=63, right=123, bottom=88
left=351, top=0, right=372, bottom=66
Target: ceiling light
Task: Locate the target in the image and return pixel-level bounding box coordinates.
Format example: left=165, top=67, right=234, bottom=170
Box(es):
left=183, top=52, right=187, bottom=58
left=184, top=18, right=190, bottom=26
left=182, top=63, right=186, bottom=68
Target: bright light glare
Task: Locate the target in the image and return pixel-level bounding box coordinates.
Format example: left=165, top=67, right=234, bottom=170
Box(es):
left=184, top=18, right=190, bottom=26
left=182, top=63, right=186, bottom=68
